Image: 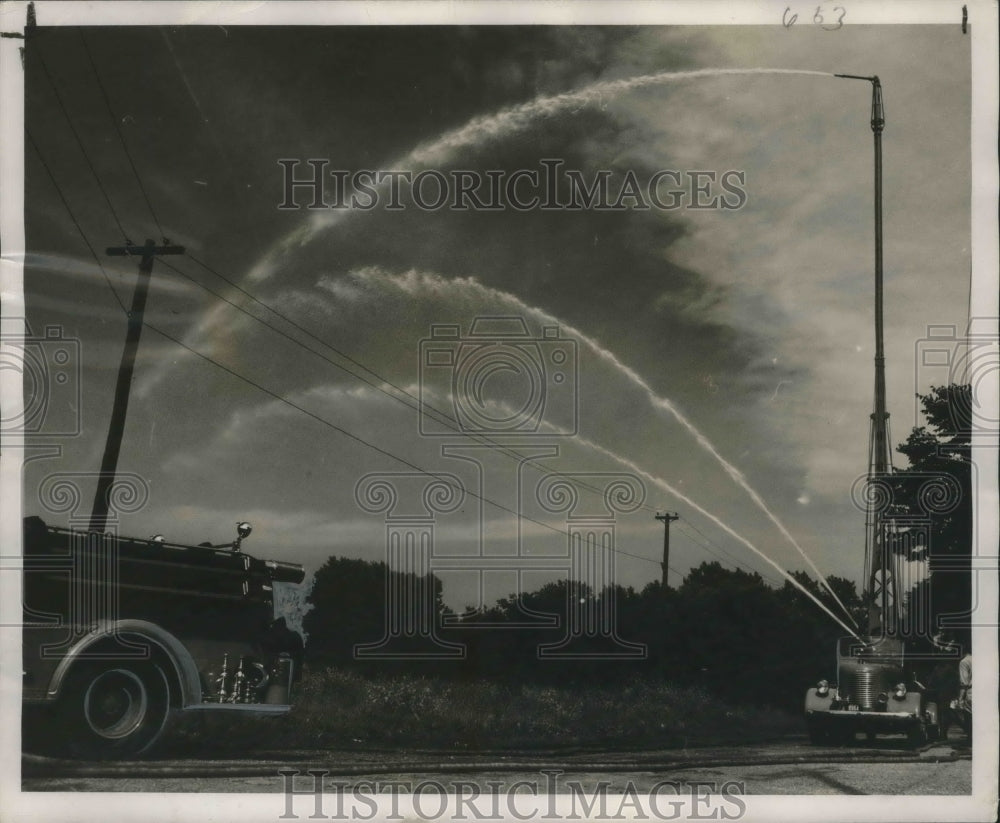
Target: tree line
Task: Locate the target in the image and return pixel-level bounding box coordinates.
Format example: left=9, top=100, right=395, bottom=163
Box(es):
left=302, top=385, right=972, bottom=709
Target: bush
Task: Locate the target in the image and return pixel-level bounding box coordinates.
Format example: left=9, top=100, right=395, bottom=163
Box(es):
left=164, top=667, right=800, bottom=756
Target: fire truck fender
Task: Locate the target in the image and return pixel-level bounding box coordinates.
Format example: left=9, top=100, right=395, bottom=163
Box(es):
left=46, top=619, right=203, bottom=707
left=888, top=688, right=924, bottom=716
left=805, top=687, right=836, bottom=714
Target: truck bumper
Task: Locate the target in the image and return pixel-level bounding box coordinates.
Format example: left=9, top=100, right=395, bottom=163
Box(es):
left=182, top=703, right=291, bottom=715
left=806, top=708, right=920, bottom=729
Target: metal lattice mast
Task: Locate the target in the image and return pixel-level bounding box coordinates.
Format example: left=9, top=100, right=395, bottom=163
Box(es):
left=836, top=75, right=894, bottom=636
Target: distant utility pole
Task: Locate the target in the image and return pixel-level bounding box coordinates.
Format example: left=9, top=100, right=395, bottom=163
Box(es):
left=655, top=511, right=679, bottom=592
left=90, top=239, right=184, bottom=532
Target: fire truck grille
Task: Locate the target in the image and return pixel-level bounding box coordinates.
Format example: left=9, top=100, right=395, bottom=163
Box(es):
left=840, top=666, right=888, bottom=709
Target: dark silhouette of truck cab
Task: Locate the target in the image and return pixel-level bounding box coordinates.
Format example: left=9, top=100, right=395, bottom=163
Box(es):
left=22, top=516, right=305, bottom=759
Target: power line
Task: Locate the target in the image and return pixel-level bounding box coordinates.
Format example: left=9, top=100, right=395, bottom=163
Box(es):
left=181, top=254, right=780, bottom=574
left=177, top=257, right=851, bottom=602
left=163, top=259, right=668, bottom=530
left=173, top=256, right=708, bottom=549
left=29, top=36, right=771, bottom=584
left=139, top=321, right=666, bottom=569
left=26, top=134, right=662, bottom=570
left=26, top=59, right=669, bottom=576
left=77, top=29, right=167, bottom=243
left=25, top=128, right=805, bottom=605
left=148, top=32, right=798, bottom=587
left=25, top=40, right=868, bottom=629
left=30, top=46, right=131, bottom=244
left=168, top=255, right=775, bottom=582
left=25, top=129, right=128, bottom=314
left=29, top=41, right=793, bottom=588
left=164, top=257, right=459, bottom=430
left=674, top=519, right=782, bottom=585
left=29, top=128, right=795, bottom=600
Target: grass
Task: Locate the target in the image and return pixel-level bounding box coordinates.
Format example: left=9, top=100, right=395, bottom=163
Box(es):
left=164, top=667, right=802, bottom=756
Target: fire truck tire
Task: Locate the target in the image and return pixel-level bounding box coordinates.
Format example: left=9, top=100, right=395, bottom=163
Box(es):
left=58, top=660, right=173, bottom=759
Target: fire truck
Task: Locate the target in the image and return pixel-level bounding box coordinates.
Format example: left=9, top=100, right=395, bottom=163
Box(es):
left=805, top=638, right=941, bottom=746
left=22, top=516, right=305, bottom=758
left=803, top=77, right=946, bottom=747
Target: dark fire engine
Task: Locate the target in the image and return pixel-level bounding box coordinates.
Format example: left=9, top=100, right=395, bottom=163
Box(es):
left=22, top=516, right=305, bottom=758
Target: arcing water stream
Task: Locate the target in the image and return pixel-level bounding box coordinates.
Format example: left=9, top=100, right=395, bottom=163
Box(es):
left=351, top=267, right=860, bottom=631
left=167, top=67, right=857, bottom=631
left=572, top=429, right=864, bottom=641
left=296, top=67, right=836, bottom=237
left=253, top=68, right=837, bottom=268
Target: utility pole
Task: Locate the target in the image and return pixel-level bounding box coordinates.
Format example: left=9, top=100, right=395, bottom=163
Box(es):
left=89, top=239, right=184, bottom=532
left=655, top=511, right=679, bottom=592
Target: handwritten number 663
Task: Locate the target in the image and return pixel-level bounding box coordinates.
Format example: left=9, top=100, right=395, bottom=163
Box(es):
left=783, top=6, right=846, bottom=30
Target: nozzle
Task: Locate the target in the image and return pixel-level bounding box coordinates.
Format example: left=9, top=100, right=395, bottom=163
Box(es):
left=835, top=74, right=884, bottom=134
left=870, top=76, right=884, bottom=134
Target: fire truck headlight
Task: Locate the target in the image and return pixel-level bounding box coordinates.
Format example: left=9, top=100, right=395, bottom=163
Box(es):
left=892, top=683, right=907, bottom=700
left=816, top=679, right=830, bottom=696
left=237, top=522, right=253, bottom=540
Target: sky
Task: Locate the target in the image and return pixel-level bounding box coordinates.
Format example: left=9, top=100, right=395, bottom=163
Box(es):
left=19, top=21, right=974, bottom=617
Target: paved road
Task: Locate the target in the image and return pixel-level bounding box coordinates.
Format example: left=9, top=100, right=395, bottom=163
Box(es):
left=22, top=734, right=971, bottom=796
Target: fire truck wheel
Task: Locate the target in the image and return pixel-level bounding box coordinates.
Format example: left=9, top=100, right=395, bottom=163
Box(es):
left=59, top=660, right=173, bottom=759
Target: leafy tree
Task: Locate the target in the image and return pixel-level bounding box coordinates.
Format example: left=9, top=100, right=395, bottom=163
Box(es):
left=303, top=556, right=449, bottom=663
left=778, top=570, right=865, bottom=632
left=892, top=384, right=973, bottom=641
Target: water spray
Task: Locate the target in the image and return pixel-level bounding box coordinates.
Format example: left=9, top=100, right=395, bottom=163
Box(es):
left=569, top=430, right=865, bottom=642
left=155, top=67, right=863, bottom=632
left=353, top=267, right=862, bottom=634
left=159, top=67, right=841, bottom=393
